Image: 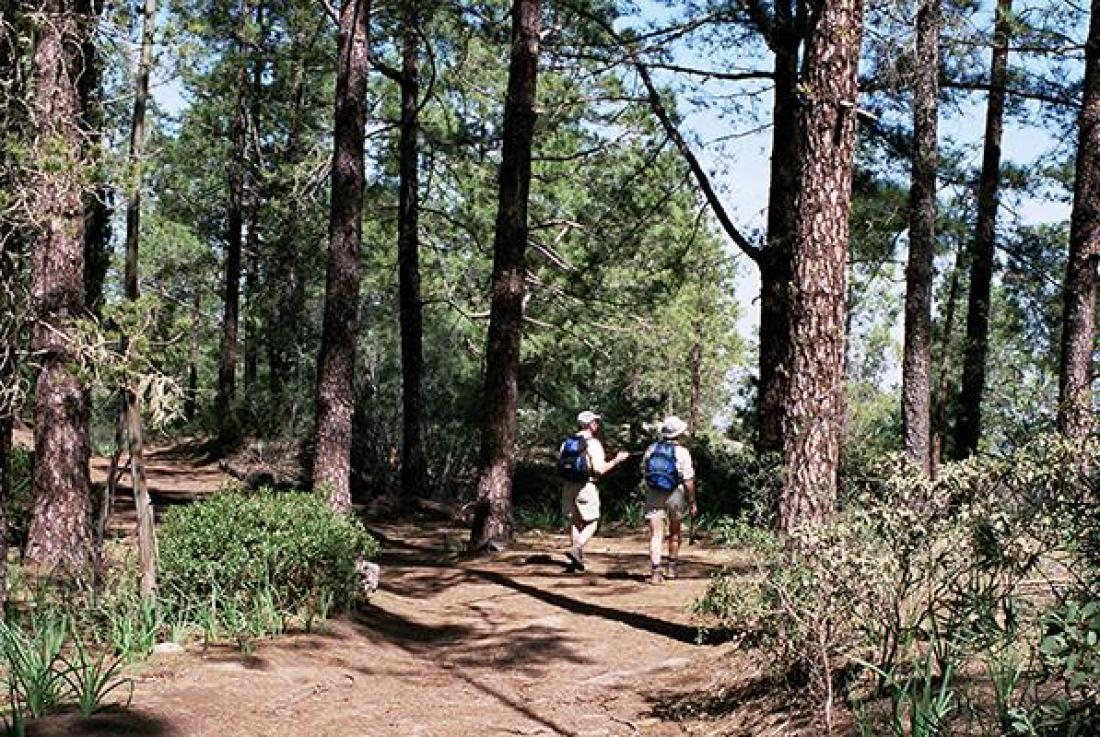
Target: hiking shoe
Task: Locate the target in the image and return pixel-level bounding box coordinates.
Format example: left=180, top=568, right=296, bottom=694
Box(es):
left=648, top=568, right=665, bottom=585
left=566, top=547, right=585, bottom=572
left=667, top=559, right=678, bottom=580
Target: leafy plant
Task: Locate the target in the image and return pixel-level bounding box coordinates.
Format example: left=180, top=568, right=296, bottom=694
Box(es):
left=58, top=638, right=134, bottom=717
left=158, top=489, right=378, bottom=640
left=0, top=614, right=69, bottom=719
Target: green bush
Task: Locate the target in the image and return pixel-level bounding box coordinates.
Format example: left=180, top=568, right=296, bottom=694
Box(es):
left=5, top=447, right=33, bottom=553
left=158, top=490, right=378, bottom=635
left=696, top=436, right=1100, bottom=733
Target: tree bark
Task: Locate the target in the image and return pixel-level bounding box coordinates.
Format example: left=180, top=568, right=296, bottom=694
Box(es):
left=688, top=320, right=704, bottom=435
left=79, top=8, right=110, bottom=318
left=1057, top=0, right=1100, bottom=439
left=756, top=0, right=799, bottom=457
left=266, top=33, right=308, bottom=418
left=25, top=0, right=95, bottom=572
left=123, top=0, right=158, bottom=602
left=901, top=0, right=941, bottom=473
left=930, top=249, right=962, bottom=475
left=469, top=0, right=541, bottom=552
left=186, top=290, right=201, bottom=422
left=216, top=0, right=251, bottom=451
left=0, top=0, right=22, bottom=611
left=312, top=0, right=371, bottom=512
left=953, top=0, right=1011, bottom=458
left=243, top=7, right=264, bottom=400
left=0, top=263, right=12, bottom=610
left=398, top=2, right=428, bottom=508
left=777, top=0, right=863, bottom=534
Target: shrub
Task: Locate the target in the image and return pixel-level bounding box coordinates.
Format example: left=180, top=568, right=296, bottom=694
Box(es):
left=696, top=436, right=1100, bottom=733
left=158, top=489, right=378, bottom=636
left=5, top=446, right=33, bottom=553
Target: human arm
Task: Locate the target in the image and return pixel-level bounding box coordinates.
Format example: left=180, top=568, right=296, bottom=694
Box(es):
left=684, top=477, right=697, bottom=515
left=678, top=446, right=697, bottom=514
left=588, top=440, right=628, bottom=477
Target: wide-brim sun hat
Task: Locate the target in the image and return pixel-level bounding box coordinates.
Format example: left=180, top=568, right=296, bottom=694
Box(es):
left=659, top=415, right=688, bottom=439
left=577, top=410, right=601, bottom=426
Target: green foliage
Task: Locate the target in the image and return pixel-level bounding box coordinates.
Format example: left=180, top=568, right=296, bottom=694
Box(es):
left=696, top=436, right=1100, bottom=732
left=3, top=446, right=32, bottom=553
left=0, top=609, right=132, bottom=726
left=58, top=638, right=134, bottom=717
left=98, top=586, right=160, bottom=662
left=689, top=438, right=781, bottom=526
left=158, top=490, right=379, bottom=639
left=0, top=613, right=69, bottom=719
left=514, top=497, right=562, bottom=532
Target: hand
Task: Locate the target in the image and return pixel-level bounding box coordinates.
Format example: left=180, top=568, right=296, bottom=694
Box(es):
left=690, top=500, right=698, bottom=516
left=614, top=450, right=629, bottom=463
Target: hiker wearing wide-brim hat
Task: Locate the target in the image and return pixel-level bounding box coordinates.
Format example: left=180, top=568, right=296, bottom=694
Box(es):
left=640, top=415, right=696, bottom=585
left=557, top=410, right=629, bottom=572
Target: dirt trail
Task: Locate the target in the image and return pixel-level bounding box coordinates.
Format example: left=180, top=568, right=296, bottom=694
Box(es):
left=21, top=439, right=813, bottom=736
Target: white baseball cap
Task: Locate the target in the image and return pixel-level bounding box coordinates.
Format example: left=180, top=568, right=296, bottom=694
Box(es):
left=576, top=410, right=601, bottom=426
left=659, top=415, right=688, bottom=439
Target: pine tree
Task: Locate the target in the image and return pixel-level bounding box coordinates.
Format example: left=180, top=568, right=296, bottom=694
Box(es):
left=469, top=0, right=541, bottom=551
left=1057, top=0, right=1100, bottom=439
left=902, top=0, right=941, bottom=473
left=313, top=0, right=372, bottom=512
left=778, top=0, right=864, bottom=533
left=954, top=0, right=1012, bottom=458
left=24, top=0, right=96, bottom=571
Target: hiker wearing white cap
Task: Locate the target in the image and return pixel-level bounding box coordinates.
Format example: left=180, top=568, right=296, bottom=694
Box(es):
left=557, top=410, right=629, bottom=571
left=640, top=415, right=696, bottom=584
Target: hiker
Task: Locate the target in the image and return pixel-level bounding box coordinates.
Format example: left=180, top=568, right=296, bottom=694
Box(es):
left=558, top=410, right=629, bottom=571
left=641, top=415, right=696, bottom=585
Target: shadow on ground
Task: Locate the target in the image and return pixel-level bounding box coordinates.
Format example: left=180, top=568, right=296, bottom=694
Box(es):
left=25, top=708, right=178, bottom=737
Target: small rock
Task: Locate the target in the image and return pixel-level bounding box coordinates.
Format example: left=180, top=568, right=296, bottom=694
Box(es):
left=357, top=559, right=381, bottom=596
left=153, top=642, right=185, bottom=656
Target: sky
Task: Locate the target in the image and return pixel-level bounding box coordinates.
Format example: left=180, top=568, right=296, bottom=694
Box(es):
left=150, top=0, right=1082, bottom=391
left=622, top=0, right=1079, bottom=389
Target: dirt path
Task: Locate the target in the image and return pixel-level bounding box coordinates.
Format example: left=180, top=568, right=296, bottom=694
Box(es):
left=135, top=527, right=730, bottom=737
left=20, top=437, right=814, bottom=736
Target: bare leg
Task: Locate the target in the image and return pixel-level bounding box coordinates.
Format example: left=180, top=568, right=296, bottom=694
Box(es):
left=668, top=517, right=682, bottom=562
left=572, top=516, right=599, bottom=550
left=648, top=516, right=664, bottom=566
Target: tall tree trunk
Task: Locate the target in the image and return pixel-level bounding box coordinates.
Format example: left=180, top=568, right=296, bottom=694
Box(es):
left=953, top=0, right=1011, bottom=458
left=244, top=210, right=260, bottom=396
left=186, top=290, right=201, bottom=422
left=0, top=262, right=13, bottom=611
left=777, top=0, right=863, bottom=534
left=243, top=6, right=264, bottom=401
left=266, top=35, right=308, bottom=419
left=468, top=0, right=541, bottom=552
left=902, top=0, right=941, bottom=473
left=756, top=0, right=799, bottom=456
left=930, top=250, right=962, bottom=475
left=216, top=0, right=251, bottom=451
left=0, top=407, right=9, bottom=609
left=79, top=9, right=110, bottom=318
left=398, top=2, right=428, bottom=507
left=0, top=0, right=22, bottom=611
left=25, top=0, right=95, bottom=571
left=312, top=0, right=371, bottom=512
left=122, top=0, right=157, bottom=602
left=1057, top=0, right=1100, bottom=439
left=688, top=320, right=704, bottom=434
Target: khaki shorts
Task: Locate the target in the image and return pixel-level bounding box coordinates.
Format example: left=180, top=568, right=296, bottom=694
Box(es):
left=644, top=487, right=686, bottom=522
left=562, top=482, right=600, bottom=523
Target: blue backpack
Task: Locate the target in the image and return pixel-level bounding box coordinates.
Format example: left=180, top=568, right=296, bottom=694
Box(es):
left=558, top=434, right=591, bottom=482
left=644, top=441, right=681, bottom=493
